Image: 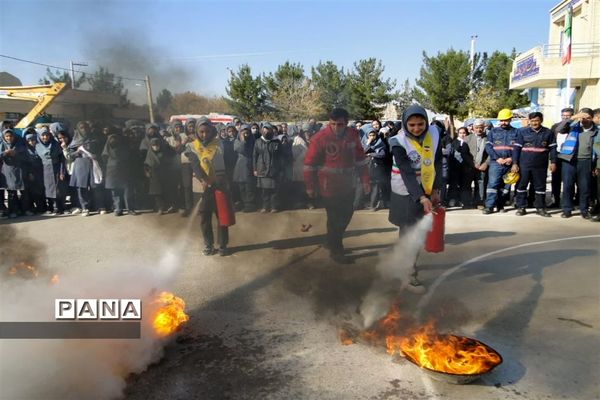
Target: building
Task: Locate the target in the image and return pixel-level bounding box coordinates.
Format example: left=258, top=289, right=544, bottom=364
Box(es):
left=509, top=0, right=599, bottom=123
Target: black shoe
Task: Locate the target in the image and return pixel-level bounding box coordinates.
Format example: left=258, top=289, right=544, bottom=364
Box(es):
left=536, top=208, right=551, bottom=217
left=560, top=212, right=572, bottom=218
left=180, top=209, right=190, bottom=218
left=499, top=208, right=508, bottom=213
left=592, top=215, right=600, bottom=222
left=202, top=247, right=216, bottom=256
left=581, top=211, right=592, bottom=220
left=330, top=253, right=352, bottom=264
left=548, top=202, right=560, bottom=209
left=115, top=210, right=123, bottom=217
left=516, top=208, right=527, bottom=216
left=482, top=208, right=493, bottom=215
left=218, top=247, right=230, bottom=257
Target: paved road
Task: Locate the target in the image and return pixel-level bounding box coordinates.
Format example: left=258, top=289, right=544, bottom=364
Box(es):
left=1, top=208, right=599, bottom=400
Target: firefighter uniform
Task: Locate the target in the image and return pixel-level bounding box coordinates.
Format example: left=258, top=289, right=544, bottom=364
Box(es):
left=304, top=124, right=369, bottom=259
left=484, top=125, right=521, bottom=211
left=515, top=126, right=556, bottom=212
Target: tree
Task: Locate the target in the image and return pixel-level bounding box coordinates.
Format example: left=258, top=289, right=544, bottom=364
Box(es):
left=481, top=50, right=529, bottom=110
left=271, top=77, right=323, bottom=121
left=311, top=61, right=347, bottom=117
left=396, top=79, right=415, bottom=114
left=156, top=89, right=173, bottom=113
left=415, top=49, right=471, bottom=132
left=466, top=87, right=506, bottom=118
left=346, top=58, right=396, bottom=120
left=38, top=68, right=85, bottom=88
left=226, top=64, right=268, bottom=120
left=87, top=67, right=129, bottom=106
left=165, top=92, right=231, bottom=117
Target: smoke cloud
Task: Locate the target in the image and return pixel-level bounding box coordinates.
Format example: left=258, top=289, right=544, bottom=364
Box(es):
left=359, top=214, right=433, bottom=328
left=81, top=29, right=194, bottom=105
left=0, top=217, right=198, bottom=400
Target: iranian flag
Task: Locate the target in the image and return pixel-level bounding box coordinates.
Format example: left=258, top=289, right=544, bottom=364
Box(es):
left=562, top=5, right=573, bottom=65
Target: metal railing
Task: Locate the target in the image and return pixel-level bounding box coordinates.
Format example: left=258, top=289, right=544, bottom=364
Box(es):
left=542, top=43, right=600, bottom=58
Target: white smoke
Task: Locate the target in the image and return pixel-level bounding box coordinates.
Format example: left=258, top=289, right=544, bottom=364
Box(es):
left=0, top=209, right=201, bottom=400
left=359, top=214, right=433, bottom=328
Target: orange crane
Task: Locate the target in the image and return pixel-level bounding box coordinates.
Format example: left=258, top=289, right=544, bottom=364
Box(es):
left=0, top=83, right=67, bottom=128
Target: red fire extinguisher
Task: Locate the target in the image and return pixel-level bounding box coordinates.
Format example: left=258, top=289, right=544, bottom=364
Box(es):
left=214, top=189, right=236, bottom=227
left=425, top=206, right=445, bottom=253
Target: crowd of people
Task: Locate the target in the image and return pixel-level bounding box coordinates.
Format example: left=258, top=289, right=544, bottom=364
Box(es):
left=1, top=107, right=598, bottom=227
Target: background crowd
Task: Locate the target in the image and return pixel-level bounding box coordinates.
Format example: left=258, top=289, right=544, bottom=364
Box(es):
left=1, top=107, right=599, bottom=222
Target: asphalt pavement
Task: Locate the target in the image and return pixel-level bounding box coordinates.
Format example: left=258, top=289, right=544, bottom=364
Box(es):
left=1, top=207, right=598, bottom=400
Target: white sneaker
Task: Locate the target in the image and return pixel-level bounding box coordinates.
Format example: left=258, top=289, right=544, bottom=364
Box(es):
left=99, top=210, right=107, bottom=215
left=406, top=277, right=426, bottom=294
left=70, top=208, right=81, bottom=215
left=81, top=209, right=90, bottom=217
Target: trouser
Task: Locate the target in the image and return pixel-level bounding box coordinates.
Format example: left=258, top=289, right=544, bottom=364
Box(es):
left=238, top=182, right=256, bottom=211
left=111, top=187, right=135, bottom=212
left=459, top=168, right=475, bottom=207
left=561, top=159, right=592, bottom=213
left=0, top=189, right=6, bottom=211
left=77, top=187, right=105, bottom=211
left=516, top=167, right=547, bottom=209
left=323, top=194, right=355, bottom=255
left=200, top=211, right=229, bottom=249
left=485, top=162, right=511, bottom=210
left=47, top=197, right=65, bottom=213
left=6, top=190, right=20, bottom=214
left=551, top=161, right=562, bottom=204
left=260, top=188, right=279, bottom=210
left=474, top=169, right=488, bottom=205
left=22, top=189, right=44, bottom=213
left=401, top=229, right=419, bottom=278
left=353, top=177, right=365, bottom=209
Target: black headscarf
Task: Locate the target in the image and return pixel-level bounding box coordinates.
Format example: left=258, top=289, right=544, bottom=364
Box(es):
left=401, top=105, right=429, bottom=143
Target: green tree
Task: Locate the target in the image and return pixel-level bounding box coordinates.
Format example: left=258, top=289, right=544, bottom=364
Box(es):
left=415, top=49, right=471, bottom=132
left=346, top=58, right=396, bottom=120
left=87, top=67, right=129, bottom=106
left=156, top=89, right=173, bottom=112
left=396, top=79, right=415, bottom=114
left=271, top=77, right=323, bottom=121
left=311, top=61, right=347, bottom=117
left=38, top=68, right=86, bottom=88
left=226, top=64, right=268, bottom=120
left=481, top=50, right=529, bottom=110
left=466, top=87, right=505, bottom=118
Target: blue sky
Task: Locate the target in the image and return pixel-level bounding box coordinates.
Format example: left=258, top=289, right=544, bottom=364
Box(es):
left=1, top=0, right=557, bottom=103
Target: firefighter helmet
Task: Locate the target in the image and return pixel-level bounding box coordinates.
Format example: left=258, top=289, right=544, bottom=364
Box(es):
left=503, top=171, right=520, bottom=185
left=497, top=109, right=513, bottom=120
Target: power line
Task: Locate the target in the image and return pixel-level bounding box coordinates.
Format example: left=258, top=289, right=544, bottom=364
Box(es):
left=0, top=54, right=146, bottom=82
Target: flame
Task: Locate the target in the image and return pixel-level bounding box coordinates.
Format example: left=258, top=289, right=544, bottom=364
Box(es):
left=8, top=262, right=39, bottom=279
left=389, top=322, right=502, bottom=375
left=343, top=303, right=501, bottom=376
left=50, top=274, right=60, bottom=285
left=151, top=292, right=189, bottom=337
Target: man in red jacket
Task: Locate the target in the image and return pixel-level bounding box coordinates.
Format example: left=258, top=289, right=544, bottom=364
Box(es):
left=304, top=108, right=370, bottom=263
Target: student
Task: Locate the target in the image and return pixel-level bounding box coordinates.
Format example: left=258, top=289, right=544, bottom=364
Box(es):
left=363, top=127, right=391, bottom=210
left=291, top=127, right=311, bottom=209
left=36, top=126, right=66, bottom=215
left=23, top=130, right=46, bottom=215
left=102, top=132, right=137, bottom=216
left=144, top=138, right=175, bottom=215
left=233, top=124, right=257, bottom=212
left=253, top=123, right=283, bottom=213
left=388, top=105, right=443, bottom=293
left=67, top=121, right=105, bottom=216
left=0, top=128, right=26, bottom=218
left=185, top=117, right=230, bottom=256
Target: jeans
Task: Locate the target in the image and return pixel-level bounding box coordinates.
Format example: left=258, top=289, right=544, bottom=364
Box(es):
left=561, top=159, right=592, bottom=213
left=485, top=162, right=511, bottom=210
left=111, top=186, right=135, bottom=212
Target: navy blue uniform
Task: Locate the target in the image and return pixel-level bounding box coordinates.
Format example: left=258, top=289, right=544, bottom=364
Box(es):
left=515, top=127, right=556, bottom=210
left=484, top=126, right=521, bottom=210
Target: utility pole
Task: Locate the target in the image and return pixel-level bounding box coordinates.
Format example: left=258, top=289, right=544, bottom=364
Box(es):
left=468, top=35, right=478, bottom=117
left=145, top=75, right=155, bottom=123
left=70, top=61, right=88, bottom=89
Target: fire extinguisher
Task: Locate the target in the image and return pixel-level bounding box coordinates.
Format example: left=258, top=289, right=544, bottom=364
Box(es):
left=425, top=206, right=445, bottom=253
left=214, top=189, right=236, bottom=227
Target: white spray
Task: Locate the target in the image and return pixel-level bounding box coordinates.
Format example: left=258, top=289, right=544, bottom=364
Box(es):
left=359, top=214, right=433, bottom=328
left=0, top=204, right=202, bottom=400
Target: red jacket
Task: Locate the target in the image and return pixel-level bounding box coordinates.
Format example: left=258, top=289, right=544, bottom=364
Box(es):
left=303, top=125, right=370, bottom=198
